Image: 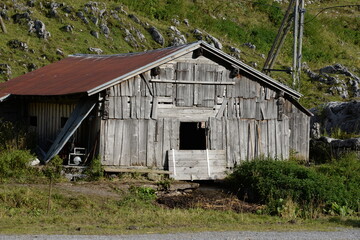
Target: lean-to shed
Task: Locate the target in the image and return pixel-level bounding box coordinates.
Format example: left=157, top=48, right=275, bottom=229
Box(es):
left=0, top=41, right=311, bottom=180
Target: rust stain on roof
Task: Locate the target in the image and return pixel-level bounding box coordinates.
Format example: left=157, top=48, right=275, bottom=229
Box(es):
left=0, top=44, right=191, bottom=97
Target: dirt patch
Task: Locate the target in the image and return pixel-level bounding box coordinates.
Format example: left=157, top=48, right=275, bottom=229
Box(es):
left=157, top=187, right=264, bottom=213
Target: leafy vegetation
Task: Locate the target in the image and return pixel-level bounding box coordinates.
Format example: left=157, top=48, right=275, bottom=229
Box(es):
left=226, top=155, right=360, bottom=217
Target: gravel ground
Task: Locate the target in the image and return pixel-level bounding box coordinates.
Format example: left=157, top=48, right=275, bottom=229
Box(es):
left=1, top=229, right=360, bottom=240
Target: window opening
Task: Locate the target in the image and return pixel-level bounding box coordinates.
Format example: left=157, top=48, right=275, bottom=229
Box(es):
left=180, top=122, right=207, bottom=150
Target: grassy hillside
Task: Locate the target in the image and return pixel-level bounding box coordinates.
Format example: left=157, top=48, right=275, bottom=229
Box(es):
left=0, top=0, right=359, bottom=108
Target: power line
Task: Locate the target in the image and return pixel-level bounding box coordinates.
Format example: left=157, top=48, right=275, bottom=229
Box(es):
left=304, top=4, right=360, bottom=23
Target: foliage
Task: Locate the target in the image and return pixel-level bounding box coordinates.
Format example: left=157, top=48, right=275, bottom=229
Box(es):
left=42, top=155, right=63, bottom=181
left=226, top=157, right=359, bottom=216
left=253, top=0, right=283, bottom=25
left=117, top=186, right=157, bottom=208
left=0, top=149, right=39, bottom=182
left=84, top=156, right=104, bottom=181
left=0, top=119, right=35, bottom=151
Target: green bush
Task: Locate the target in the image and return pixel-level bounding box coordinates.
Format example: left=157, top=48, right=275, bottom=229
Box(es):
left=84, top=156, right=103, bottom=181
left=0, top=150, right=37, bottom=181
left=226, top=158, right=353, bottom=214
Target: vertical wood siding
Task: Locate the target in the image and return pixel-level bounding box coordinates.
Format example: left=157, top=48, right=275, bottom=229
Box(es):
left=100, top=53, right=310, bottom=169
left=28, top=102, right=76, bottom=149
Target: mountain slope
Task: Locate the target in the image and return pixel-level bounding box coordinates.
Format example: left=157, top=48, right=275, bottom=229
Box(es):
left=0, top=0, right=359, bottom=108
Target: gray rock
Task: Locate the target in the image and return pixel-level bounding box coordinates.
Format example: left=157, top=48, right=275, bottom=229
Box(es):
left=82, top=17, right=89, bottom=24
left=310, top=122, right=321, bottom=139
left=62, top=6, right=72, bottom=13
left=100, top=24, right=110, bottom=36
left=115, top=5, right=127, bottom=15
left=76, top=11, right=84, bottom=18
left=172, top=18, right=180, bottom=26
left=88, top=47, right=103, bottom=54
left=90, top=16, right=98, bottom=25
left=207, top=34, right=222, bottom=50
left=56, top=48, right=64, bottom=56
left=148, top=26, right=164, bottom=45
left=27, top=63, right=37, bottom=71
left=7, top=39, right=28, bottom=51
left=230, top=46, right=241, bottom=54
left=311, top=101, right=360, bottom=135
left=0, top=64, right=11, bottom=80
left=60, top=25, right=74, bottom=32
left=243, top=42, right=256, bottom=49
left=27, top=0, right=36, bottom=7
left=135, top=29, right=146, bottom=42
left=28, top=20, right=51, bottom=39
left=193, top=29, right=203, bottom=40
left=229, top=46, right=241, bottom=59
left=183, top=19, right=189, bottom=26
left=124, top=29, right=138, bottom=48
left=90, top=30, right=99, bottom=38
left=0, top=9, right=9, bottom=20
left=47, top=8, right=58, bottom=18
left=12, top=12, right=31, bottom=23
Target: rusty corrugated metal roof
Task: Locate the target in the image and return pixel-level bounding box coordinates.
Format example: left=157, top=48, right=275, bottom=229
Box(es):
left=0, top=41, right=303, bottom=101
left=0, top=43, right=197, bottom=98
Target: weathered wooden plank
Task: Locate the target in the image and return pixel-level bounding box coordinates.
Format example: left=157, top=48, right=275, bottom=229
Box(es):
left=114, top=97, right=122, bottom=119
left=120, top=120, right=131, bottom=165
left=215, top=99, right=228, bottom=118
left=121, top=96, right=130, bottom=119
left=144, top=96, right=152, bottom=119
left=168, top=150, right=227, bottom=180
left=112, top=120, right=123, bottom=166
left=154, top=119, right=164, bottom=167
left=105, top=120, right=116, bottom=165
left=138, top=120, right=147, bottom=166
left=130, top=120, right=139, bottom=166
left=228, top=97, right=234, bottom=118
left=130, top=96, right=136, bottom=119
left=151, top=97, right=158, bottom=119
left=162, top=118, right=171, bottom=168
left=108, top=97, right=115, bottom=119
left=146, top=120, right=156, bottom=167
left=151, top=79, right=235, bottom=85
left=157, top=106, right=216, bottom=121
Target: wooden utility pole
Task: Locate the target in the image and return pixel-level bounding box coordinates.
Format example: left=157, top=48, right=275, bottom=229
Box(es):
left=0, top=15, right=7, bottom=34
left=262, top=0, right=305, bottom=90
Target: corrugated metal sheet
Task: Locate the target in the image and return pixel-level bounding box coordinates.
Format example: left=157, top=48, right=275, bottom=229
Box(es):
left=0, top=44, right=195, bottom=97
left=0, top=41, right=303, bottom=100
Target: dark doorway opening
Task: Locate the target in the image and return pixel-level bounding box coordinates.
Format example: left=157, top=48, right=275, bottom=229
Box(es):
left=180, top=122, right=207, bottom=150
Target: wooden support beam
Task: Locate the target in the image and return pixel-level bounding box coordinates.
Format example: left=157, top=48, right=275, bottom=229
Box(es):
left=150, top=79, right=235, bottom=85
left=0, top=15, right=7, bottom=34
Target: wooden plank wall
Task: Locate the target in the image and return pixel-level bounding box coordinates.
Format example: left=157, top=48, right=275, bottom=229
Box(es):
left=168, top=150, right=227, bottom=180
left=286, top=103, right=310, bottom=160
left=101, top=53, right=309, bottom=168
left=28, top=102, right=76, bottom=149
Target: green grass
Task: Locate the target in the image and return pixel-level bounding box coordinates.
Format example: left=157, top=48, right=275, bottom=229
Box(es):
left=0, top=184, right=358, bottom=235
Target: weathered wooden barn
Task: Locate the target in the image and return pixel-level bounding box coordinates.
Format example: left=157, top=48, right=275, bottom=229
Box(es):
left=0, top=41, right=311, bottom=180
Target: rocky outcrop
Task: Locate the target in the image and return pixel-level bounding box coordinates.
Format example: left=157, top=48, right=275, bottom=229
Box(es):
left=304, top=63, right=360, bottom=99
left=148, top=26, right=164, bottom=45
left=0, top=64, right=12, bottom=81
left=28, top=20, right=51, bottom=39
left=168, top=26, right=187, bottom=46
left=311, top=101, right=360, bottom=135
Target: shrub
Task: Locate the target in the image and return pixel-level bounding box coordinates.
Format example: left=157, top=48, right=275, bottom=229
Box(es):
left=226, top=158, right=351, bottom=214
left=0, top=119, right=35, bottom=151
left=84, top=156, right=103, bottom=181
left=0, top=150, right=36, bottom=181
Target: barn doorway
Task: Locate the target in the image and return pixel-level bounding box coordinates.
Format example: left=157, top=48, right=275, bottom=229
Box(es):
left=180, top=122, right=207, bottom=150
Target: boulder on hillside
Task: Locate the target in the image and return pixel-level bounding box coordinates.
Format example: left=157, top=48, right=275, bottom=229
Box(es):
left=311, top=101, right=360, bottom=135
left=148, top=26, right=164, bottom=45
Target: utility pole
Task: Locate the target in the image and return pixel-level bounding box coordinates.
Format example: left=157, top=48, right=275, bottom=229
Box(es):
left=262, top=0, right=305, bottom=90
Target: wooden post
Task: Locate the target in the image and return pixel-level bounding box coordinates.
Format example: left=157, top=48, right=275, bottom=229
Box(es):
left=0, top=15, right=7, bottom=34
